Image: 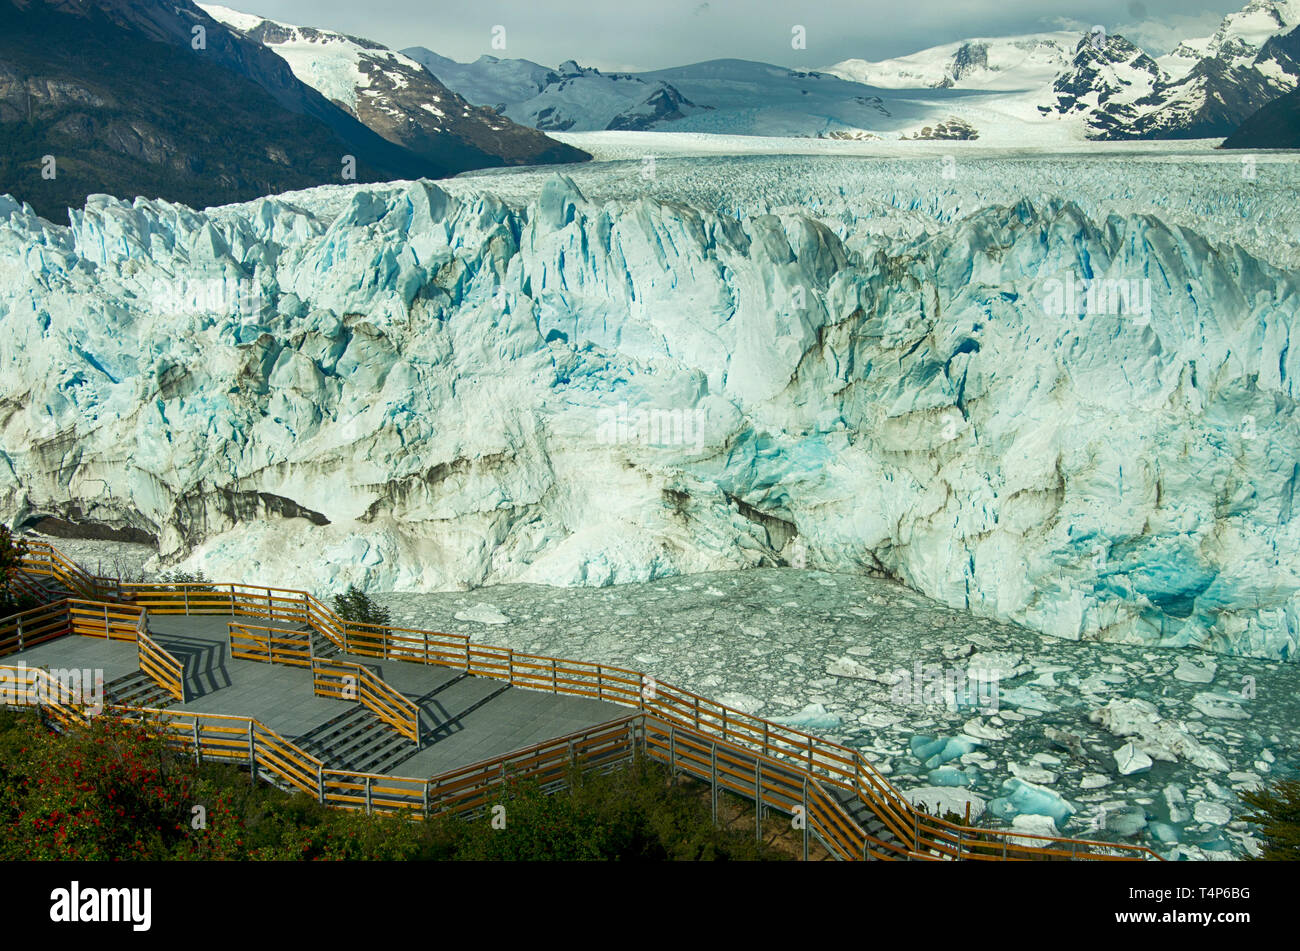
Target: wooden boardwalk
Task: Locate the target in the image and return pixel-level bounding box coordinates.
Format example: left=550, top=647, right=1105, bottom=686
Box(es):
left=0, top=541, right=1164, bottom=861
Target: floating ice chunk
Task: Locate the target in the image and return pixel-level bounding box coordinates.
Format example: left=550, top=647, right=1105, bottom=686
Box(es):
left=1173, top=657, right=1217, bottom=684
left=1228, top=772, right=1264, bottom=792
left=1148, top=821, right=1181, bottom=845
left=905, top=786, right=985, bottom=821
left=1115, top=742, right=1153, bottom=775
left=962, top=716, right=1008, bottom=741
left=1080, top=774, right=1112, bottom=790
left=719, top=692, right=763, bottom=714
left=1090, top=698, right=1230, bottom=772
left=1164, top=784, right=1190, bottom=824
left=927, top=766, right=974, bottom=787
left=967, top=651, right=1028, bottom=681
left=1010, top=814, right=1061, bottom=839
left=1193, top=801, right=1232, bottom=825
left=1104, top=805, right=1148, bottom=838
left=454, top=604, right=510, bottom=625
left=997, top=687, right=1060, bottom=713
left=1043, top=726, right=1085, bottom=758
left=858, top=711, right=903, bottom=729
left=910, top=735, right=980, bottom=768
left=1190, top=692, right=1250, bottom=720
left=827, top=656, right=876, bottom=680
left=1010, top=762, right=1058, bottom=785
left=987, top=778, right=1075, bottom=829
left=771, top=702, right=841, bottom=730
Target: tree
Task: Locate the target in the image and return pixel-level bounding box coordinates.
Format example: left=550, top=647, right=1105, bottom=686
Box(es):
left=1239, top=778, right=1300, bottom=860
left=332, top=585, right=391, bottom=628
left=0, top=524, right=31, bottom=614
left=157, top=568, right=215, bottom=592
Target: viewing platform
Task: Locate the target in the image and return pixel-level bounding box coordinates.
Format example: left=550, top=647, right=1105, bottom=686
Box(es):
left=0, top=541, right=1164, bottom=862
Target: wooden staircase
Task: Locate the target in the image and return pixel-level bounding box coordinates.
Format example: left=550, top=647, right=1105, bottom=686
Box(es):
left=295, top=706, right=421, bottom=775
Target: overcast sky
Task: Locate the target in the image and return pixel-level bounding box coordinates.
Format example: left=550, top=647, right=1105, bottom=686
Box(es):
left=221, top=1, right=1241, bottom=70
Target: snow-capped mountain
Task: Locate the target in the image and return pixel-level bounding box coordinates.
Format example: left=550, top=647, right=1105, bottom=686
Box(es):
left=1042, top=34, right=1166, bottom=138
left=1046, top=1, right=1300, bottom=139
left=402, top=50, right=705, bottom=132
left=0, top=0, right=459, bottom=221
left=825, top=33, right=1077, bottom=90
left=1160, top=0, right=1300, bottom=79
left=201, top=6, right=587, bottom=169
left=396, top=1, right=1300, bottom=143
left=3, top=155, right=1298, bottom=661
left=401, top=52, right=1011, bottom=141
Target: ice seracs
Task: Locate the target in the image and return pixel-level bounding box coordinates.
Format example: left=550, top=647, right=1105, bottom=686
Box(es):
left=3, top=151, right=1299, bottom=662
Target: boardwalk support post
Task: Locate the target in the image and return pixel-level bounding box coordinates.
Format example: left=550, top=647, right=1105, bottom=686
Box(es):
left=755, top=761, right=763, bottom=842
left=668, top=725, right=676, bottom=785
left=247, top=721, right=256, bottom=785
left=317, top=764, right=325, bottom=805
left=365, top=775, right=372, bottom=815
left=802, top=778, right=810, bottom=862
left=711, top=743, right=718, bottom=824
left=192, top=719, right=201, bottom=765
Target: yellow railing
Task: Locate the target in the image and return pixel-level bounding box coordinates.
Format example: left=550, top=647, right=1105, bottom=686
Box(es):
left=0, top=664, right=95, bottom=731
left=0, top=600, right=71, bottom=657
left=229, top=622, right=313, bottom=667
left=17, top=541, right=118, bottom=601
left=311, top=658, right=420, bottom=745
left=67, top=598, right=145, bottom=641
left=137, top=623, right=186, bottom=703
left=14, top=544, right=1164, bottom=861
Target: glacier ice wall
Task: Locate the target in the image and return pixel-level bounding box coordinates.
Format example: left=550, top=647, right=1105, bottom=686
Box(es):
left=1, top=172, right=1297, bottom=660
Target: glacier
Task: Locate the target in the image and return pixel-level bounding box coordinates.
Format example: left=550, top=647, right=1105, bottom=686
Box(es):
left=2, top=151, right=1298, bottom=661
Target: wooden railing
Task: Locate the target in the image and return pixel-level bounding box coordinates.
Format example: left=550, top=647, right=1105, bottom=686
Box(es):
left=9, top=569, right=50, bottom=605
left=119, top=582, right=307, bottom=623
left=17, top=541, right=118, bottom=601
left=229, top=622, right=313, bottom=667
left=67, top=598, right=145, bottom=641
left=422, top=716, right=642, bottom=818
left=639, top=715, right=882, bottom=860
left=0, top=600, right=72, bottom=658
left=0, top=664, right=94, bottom=731
left=15, top=543, right=1164, bottom=861
left=311, top=658, right=420, bottom=745
left=137, top=622, right=186, bottom=703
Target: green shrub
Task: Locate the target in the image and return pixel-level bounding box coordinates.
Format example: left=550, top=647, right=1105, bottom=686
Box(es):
left=0, top=710, right=789, bottom=861
left=0, top=524, right=31, bottom=615
left=332, top=585, right=392, bottom=629
left=1240, top=778, right=1300, bottom=860
left=157, top=568, right=215, bottom=592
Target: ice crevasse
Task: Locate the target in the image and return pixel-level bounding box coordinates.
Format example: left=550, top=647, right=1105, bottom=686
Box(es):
left=0, top=173, right=1297, bottom=660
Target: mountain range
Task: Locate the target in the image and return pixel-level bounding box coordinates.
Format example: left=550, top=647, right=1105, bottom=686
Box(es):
left=0, top=0, right=585, bottom=222
left=400, top=1, right=1300, bottom=144
left=3, top=0, right=1299, bottom=228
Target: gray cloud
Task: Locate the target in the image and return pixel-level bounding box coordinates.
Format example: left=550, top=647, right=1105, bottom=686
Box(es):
left=227, top=1, right=1243, bottom=70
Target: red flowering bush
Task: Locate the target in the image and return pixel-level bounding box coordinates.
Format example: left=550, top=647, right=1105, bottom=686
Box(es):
left=0, top=710, right=785, bottom=861
left=0, top=709, right=242, bottom=860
